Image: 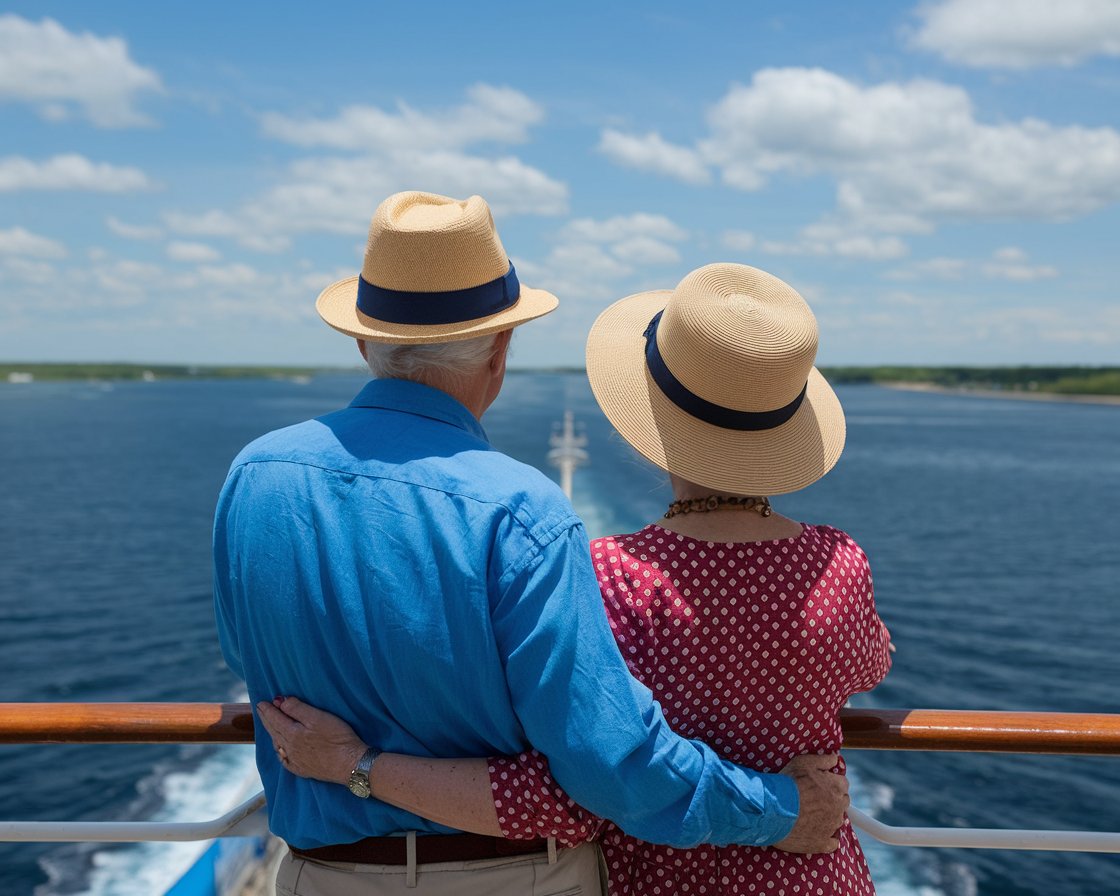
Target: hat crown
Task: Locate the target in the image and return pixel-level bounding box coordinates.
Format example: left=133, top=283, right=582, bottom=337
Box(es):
left=361, top=192, right=510, bottom=293
left=657, top=264, right=819, bottom=413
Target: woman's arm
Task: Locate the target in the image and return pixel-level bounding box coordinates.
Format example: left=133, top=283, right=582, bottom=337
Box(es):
left=257, top=697, right=501, bottom=836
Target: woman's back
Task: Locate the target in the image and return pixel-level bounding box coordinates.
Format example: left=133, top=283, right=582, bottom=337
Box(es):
left=593, top=522, right=890, bottom=895
left=493, top=519, right=891, bottom=895
left=598, top=523, right=889, bottom=770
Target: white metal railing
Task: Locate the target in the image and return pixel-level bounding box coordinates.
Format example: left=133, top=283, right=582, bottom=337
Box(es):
left=0, top=792, right=267, bottom=842
left=4, top=793, right=1120, bottom=853
left=848, top=807, right=1120, bottom=853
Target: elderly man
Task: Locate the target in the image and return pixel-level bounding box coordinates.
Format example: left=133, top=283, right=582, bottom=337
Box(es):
left=213, top=191, right=845, bottom=895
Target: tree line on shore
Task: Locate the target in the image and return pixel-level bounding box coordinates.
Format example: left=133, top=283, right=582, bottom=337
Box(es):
left=3, top=362, right=1119, bottom=397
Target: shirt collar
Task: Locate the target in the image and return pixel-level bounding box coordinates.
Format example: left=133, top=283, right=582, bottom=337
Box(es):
left=349, top=378, right=489, bottom=443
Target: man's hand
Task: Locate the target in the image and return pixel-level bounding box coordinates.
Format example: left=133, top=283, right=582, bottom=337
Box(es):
left=772, top=754, right=849, bottom=854
left=256, top=696, right=368, bottom=786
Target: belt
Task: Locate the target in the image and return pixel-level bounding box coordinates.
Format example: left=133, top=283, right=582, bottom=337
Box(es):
left=288, top=833, right=550, bottom=865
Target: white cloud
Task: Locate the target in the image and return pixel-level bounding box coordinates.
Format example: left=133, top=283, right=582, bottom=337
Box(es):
left=610, top=236, right=681, bottom=265
left=968, top=305, right=1119, bottom=347
left=163, top=209, right=291, bottom=252
left=514, top=212, right=689, bottom=317
left=884, top=256, right=969, bottom=280
left=721, top=230, right=757, bottom=252
left=1, top=255, right=56, bottom=285
left=710, top=68, right=1120, bottom=223
left=0, top=15, right=162, bottom=126
left=602, top=68, right=1120, bottom=236
left=260, top=84, right=542, bottom=151
left=761, top=223, right=909, bottom=260
left=0, top=155, right=153, bottom=192
left=0, top=226, right=67, bottom=258
left=196, top=263, right=257, bottom=287
left=912, top=0, right=1120, bottom=69
left=555, top=213, right=686, bottom=266
left=106, top=216, right=163, bottom=240
left=88, top=259, right=166, bottom=302
left=884, top=247, right=1057, bottom=282
left=167, top=85, right=567, bottom=252
left=559, top=213, right=687, bottom=244
left=598, top=130, right=710, bottom=185
left=983, top=246, right=1059, bottom=281
left=166, top=241, right=221, bottom=263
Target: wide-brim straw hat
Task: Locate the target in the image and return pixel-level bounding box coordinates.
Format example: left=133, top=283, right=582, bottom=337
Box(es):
left=586, top=263, right=845, bottom=496
left=317, top=191, right=557, bottom=344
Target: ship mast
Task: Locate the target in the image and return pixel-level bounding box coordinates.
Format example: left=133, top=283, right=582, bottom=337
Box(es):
left=547, top=410, right=587, bottom=501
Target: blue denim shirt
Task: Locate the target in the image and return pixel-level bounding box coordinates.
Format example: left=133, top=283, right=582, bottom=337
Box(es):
left=213, top=378, right=797, bottom=849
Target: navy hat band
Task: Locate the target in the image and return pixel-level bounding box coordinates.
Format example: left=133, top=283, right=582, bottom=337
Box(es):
left=357, top=263, right=520, bottom=325
left=644, top=310, right=807, bottom=432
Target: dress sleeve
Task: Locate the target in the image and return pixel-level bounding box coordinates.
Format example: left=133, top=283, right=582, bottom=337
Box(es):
left=489, top=519, right=800, bottom=848
left=845, top=538, right=893, bottom=694
left=487, top=749, right=605, bottom=847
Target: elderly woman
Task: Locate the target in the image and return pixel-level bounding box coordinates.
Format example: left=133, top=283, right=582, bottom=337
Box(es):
left=259, top=263, right=892, bottom=894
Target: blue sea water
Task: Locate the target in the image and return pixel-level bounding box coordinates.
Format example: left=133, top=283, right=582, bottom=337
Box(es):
left=1, top=373, right=1118, bottom=895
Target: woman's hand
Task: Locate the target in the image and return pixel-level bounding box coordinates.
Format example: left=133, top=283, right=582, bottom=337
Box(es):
left=256, top=696, right=369, bottom=786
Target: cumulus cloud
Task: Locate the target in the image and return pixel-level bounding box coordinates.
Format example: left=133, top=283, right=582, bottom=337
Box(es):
left=885, top=246, right=1057, bottom=282
left=0, top=255, right=56, bottom=285
left=983, top=246, right=1059, bottom=281
left=883, top=256, right=969, bottom=281
left=0, top=15, right=162, bottom=126
left=598, top=130, right=710, bottom=185
left=761, top=222, right=909, bottom=260
left=0, top=226, right=67, bottom=258
left=260, top=84, right=542, bottom=151
left=196, top=263, right=258, bottom=287
left=721, top=230, right=757, bottom=253
left=516, top=213, right=689, bottom=309
left=106, top=216, right=163, bottom=240
left=163, top=209, right=291, bottom=253
left=559, top=213, right=687, bottom=244
left=601, top=67, right=1120, bottom=238
left=912, top=0, right=1120, bottom=69
left=0, top=155, right=153, bottom=192
left=167, top=85, right=566, bottom=251
left=166, top=241, right=221, bottom=263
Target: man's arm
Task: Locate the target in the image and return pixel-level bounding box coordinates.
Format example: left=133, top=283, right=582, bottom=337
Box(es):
left=490, top=520, right=801, bottom=849
left=212, top=474, right=245, bottom=680
left=257, top=697, right=503, bottom=835
left=257, top=698, right=846, bottom=854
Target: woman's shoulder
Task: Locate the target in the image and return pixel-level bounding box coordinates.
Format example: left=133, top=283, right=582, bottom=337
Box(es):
left=802, top=522, right=861, bottom=545
left=800, top=523, right=870, bottom=560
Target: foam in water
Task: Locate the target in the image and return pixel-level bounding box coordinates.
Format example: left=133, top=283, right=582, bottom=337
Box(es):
left=850, top=758, right=982, bottom=896
left=37, top=745, right=260, bottom=896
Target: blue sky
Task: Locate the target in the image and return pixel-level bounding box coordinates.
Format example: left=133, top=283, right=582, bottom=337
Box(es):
left=1, top=0, right=1118, bottom=367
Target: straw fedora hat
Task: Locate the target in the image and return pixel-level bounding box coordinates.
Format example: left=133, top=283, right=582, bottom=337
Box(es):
left=317, top=191, right=557, bottom=344
left=586, top=263, right=845, bottom=496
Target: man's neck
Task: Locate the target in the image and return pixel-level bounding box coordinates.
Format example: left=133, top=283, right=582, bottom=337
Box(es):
left=409, top=372, right=489, bottom=420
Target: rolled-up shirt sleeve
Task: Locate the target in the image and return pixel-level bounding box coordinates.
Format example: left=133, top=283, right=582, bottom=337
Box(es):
left=489, top=519, right=799, bottom=849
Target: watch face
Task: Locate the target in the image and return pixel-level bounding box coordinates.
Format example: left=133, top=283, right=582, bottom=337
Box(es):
left=348, top=777, right=371, bottom=799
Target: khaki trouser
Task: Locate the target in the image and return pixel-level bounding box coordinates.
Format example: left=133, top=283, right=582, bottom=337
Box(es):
left=275, top=838, right=607, bottom=896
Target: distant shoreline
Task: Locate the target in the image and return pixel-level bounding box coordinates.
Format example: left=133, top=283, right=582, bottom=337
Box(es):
left=3, top=364, right=1119, bottom=404
left=882, top=381, right=1120, bottom=406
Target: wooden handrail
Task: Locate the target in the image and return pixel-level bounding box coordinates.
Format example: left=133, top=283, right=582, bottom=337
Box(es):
left=1, top=704, right=1119, bottom=754
left=0, top=703, right=253, bottom=744
left=840, top=708, right=1120, bottom=754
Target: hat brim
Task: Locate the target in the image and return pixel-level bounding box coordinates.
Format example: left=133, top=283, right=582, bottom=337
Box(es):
left=586, top=290, right=846, bottom=496
left=316, top=276, right=559, bottom=344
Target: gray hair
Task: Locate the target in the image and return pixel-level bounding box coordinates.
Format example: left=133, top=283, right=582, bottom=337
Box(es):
left=360, top=333, right=501, bottom=384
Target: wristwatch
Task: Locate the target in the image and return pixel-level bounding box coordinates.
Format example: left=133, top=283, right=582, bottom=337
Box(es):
left=347, top=747, right=380, bottom=799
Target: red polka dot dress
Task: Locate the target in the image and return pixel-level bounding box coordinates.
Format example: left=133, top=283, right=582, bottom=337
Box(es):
left=490, top=523, right=891, bottom=895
